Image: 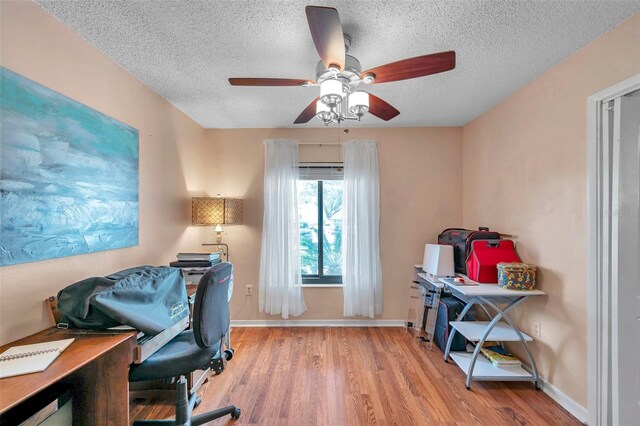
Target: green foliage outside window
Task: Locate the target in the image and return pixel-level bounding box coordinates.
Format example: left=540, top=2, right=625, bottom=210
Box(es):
left=298, top=179, right=342, bottom=280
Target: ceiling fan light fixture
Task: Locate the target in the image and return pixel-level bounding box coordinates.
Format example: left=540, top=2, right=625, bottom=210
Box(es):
left=320, top=79, right=343, bottom=107
left=316, top=100, right=336, bottom=125
left=348, top=91, right=369, bottom=118
left=228, top=6, right=455, bottom=126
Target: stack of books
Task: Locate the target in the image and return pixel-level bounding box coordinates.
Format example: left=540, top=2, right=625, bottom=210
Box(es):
left=169, top=252, right=222, bottom=271
left=480, top=345, right=522, bottom=368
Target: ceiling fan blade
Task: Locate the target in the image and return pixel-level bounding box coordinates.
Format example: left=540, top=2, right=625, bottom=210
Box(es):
left=361, top=51, right=455, bottom=84
left=294, top=97, right=320, bottom=124
left=229, top=78, right=312, bottom=86
left=305, top=6, right=345, bottom=70
left=368, top=94, right=400, bottom=121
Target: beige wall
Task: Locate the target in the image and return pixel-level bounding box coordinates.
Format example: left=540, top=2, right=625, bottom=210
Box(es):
left=462, top=13, right=640, bottom=407
left=204, top=128, right=463, bottom=321
left=0, top=0, right=207, bottom=344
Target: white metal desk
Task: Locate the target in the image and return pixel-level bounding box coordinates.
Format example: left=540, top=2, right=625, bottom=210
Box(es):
left=440, top=278, right=546, bottom=390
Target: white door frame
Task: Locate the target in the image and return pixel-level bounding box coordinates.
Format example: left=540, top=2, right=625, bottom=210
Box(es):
left=587, top=73, right=640, bottom=426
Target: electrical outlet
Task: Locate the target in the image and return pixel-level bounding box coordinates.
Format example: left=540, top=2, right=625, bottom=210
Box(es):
left=245, top=285, right=253, bottom=296
left=533, top=322, right=541, bottom=339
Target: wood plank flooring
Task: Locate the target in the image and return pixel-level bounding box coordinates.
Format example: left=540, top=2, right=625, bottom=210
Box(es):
left=130, top=327, right=581, bottom=425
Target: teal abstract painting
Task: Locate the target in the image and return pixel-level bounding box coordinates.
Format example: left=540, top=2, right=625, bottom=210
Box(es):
left=0, top=67, right=139, bottom=266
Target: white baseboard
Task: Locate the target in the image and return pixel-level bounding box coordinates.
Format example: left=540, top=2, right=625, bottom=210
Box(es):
left=538, top=377, right=588, bottom=424
left=230, top=319, right=406, bottom=327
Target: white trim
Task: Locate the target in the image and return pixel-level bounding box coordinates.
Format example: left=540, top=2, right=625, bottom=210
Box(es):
left=539, top=377, right=588, bottom=424
left=586, top=73, right=640, bottom=426
left=230, top=319, right=405, bottom=327
left=610, top=96, right=622, bottom=426
left=590, top=75, right=640, bottom=104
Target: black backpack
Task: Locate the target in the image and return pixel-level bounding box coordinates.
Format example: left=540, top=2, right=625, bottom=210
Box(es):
left=437, top=228, right=501, bottom=274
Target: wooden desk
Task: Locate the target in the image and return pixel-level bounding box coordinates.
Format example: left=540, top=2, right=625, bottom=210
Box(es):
left=0, top=327, right=137, bottom=425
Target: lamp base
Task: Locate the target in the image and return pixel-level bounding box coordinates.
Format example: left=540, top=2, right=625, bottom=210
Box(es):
left=216, top=232, right=222, bottom=244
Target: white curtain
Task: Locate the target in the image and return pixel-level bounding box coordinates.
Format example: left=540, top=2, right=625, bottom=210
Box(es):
left=259, top=139, right=306, bottom=318
left=342, top=140, right=382, bottom=318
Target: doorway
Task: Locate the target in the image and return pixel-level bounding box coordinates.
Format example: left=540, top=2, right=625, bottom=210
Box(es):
left=587, top=74, right=640, bottom=426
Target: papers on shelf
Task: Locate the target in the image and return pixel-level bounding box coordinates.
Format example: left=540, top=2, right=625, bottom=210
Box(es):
left=480, top=345, right=522, bottom=367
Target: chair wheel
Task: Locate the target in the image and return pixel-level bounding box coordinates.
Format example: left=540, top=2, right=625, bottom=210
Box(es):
left=231, top=408, right=241, bottom=419
left=224, top=349, right=234, bottom=361
left=193, top=395, right=202, bottom=408
left=466, top=386, right=471, bottom=391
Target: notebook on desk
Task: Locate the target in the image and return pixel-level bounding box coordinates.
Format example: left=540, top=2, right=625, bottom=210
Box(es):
left=0, top=338, right=74, bottom=379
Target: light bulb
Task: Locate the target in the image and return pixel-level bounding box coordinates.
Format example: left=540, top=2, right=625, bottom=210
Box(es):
left=316, top=100, right=335, bottom=125
left=362, top=74, right=376, bottom=84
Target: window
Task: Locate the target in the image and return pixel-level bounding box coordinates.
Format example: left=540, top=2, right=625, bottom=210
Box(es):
left=298, top=164, right=343, bottom=284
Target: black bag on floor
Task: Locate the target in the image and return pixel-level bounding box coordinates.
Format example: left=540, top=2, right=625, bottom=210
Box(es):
left=57, top=266, right=189, bottom=336
left=438, top=228, right=501, bottom=274
left=434, top=296, right=468, bottom=353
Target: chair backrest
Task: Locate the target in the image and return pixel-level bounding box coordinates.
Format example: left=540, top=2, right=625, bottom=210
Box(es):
left=192, top=262, right=232, bottom=348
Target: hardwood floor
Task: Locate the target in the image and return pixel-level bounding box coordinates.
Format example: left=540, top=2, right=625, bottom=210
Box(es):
left=130, top=327, right=581, bottom=425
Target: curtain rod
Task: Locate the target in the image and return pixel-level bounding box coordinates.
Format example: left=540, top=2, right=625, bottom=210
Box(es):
left=298, top=142, right=343, bottom=146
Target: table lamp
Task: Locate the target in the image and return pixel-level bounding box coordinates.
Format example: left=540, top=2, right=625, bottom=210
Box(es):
left=191, top=195, right=243, bottom=245
left=422, top=244, right=455, bottom=280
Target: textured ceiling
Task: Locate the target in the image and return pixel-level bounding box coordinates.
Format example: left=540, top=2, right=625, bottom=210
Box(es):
left=36, top=1, right=639, bottom=129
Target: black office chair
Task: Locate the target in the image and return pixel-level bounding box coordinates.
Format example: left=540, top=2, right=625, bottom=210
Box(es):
left=130, top=262, right=241, bottom=425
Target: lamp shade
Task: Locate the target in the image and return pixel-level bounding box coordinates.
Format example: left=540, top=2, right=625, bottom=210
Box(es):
left=319, top=79, right=343, bottom=106
left=422, top=244, right=455, bottom=277
left=191, top=197, right=243, bottom=226
left=348, top=91, right=369, bottom=109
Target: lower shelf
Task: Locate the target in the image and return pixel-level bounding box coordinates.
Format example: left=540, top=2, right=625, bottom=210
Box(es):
left=449, top=352, right=533, bottom=381
left=450, top=321, right=533, bottom=342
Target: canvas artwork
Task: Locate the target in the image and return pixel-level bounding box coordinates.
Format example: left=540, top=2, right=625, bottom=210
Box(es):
left=0, top=67, right=139, bottom=266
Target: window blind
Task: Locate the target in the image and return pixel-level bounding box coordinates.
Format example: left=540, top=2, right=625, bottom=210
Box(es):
left=298, top=163, right=344, bottom=180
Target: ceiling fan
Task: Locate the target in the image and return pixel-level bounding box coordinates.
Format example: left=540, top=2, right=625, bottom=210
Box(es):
left=228, top=6, right=456, bottom=126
